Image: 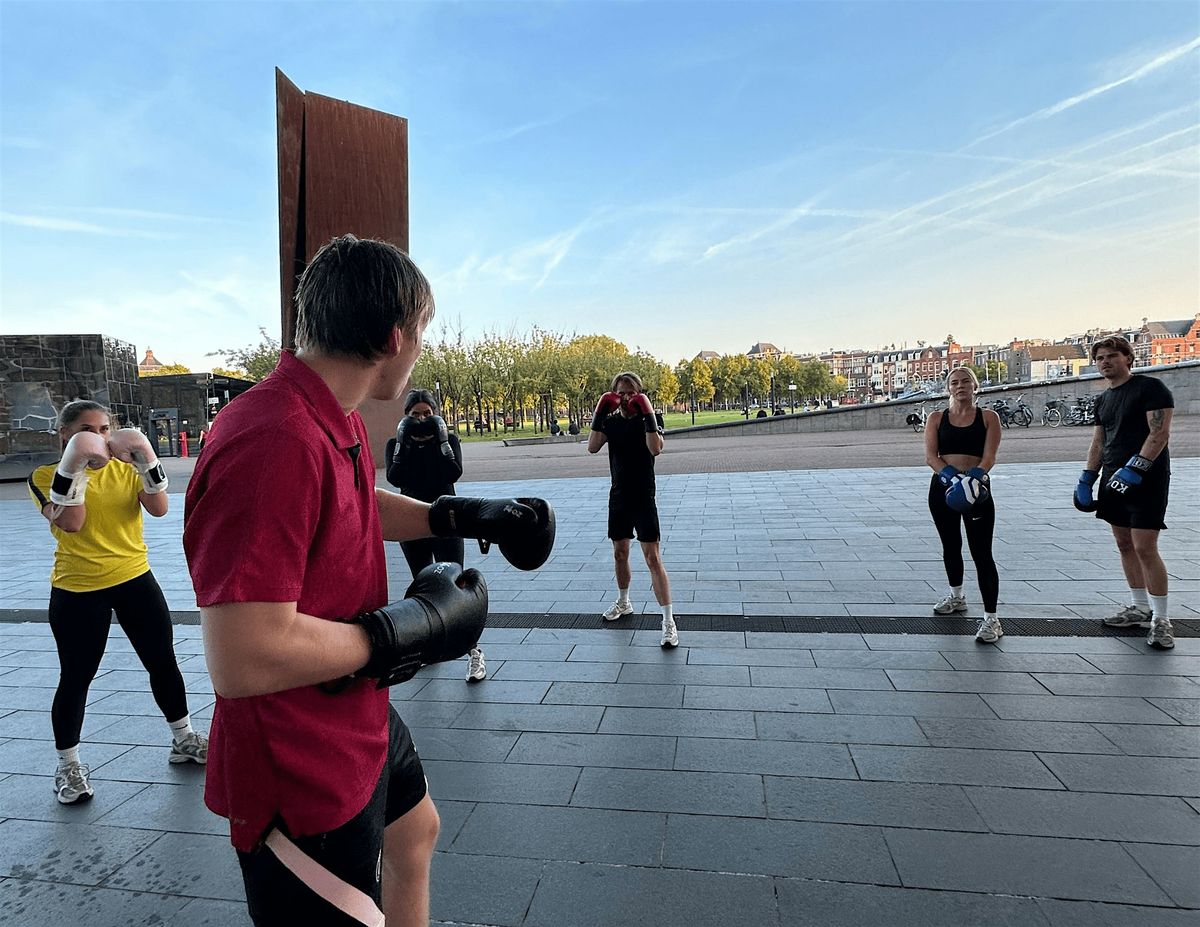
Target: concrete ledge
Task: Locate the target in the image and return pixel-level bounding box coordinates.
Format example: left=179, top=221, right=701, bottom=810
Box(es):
left=666, top=360, right=1200, bottom=439
left=503, top=434, right=587, bottom=447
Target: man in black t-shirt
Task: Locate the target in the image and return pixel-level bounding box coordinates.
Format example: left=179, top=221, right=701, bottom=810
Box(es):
left=587, top=372, right=678, bottom=647
left=1072, top=336, right=1175, bottom=649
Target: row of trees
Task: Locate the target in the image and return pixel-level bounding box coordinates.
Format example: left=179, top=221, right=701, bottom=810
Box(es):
left=198, top=325, right=849, bottom=432
left=410, top=326, right=848, bottom=432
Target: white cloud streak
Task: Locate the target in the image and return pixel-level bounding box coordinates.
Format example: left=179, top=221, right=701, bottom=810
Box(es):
left=965, top=35, right=1200, bottom=149
left=0, top=211, right=172, bottom=239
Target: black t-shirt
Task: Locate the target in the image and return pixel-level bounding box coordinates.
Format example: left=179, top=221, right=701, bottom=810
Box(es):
left=602, top=411, right=663, bottom=495
left=385, top=433, right=464, bottom=502
left=1094, top=375, right=1173, bottom=472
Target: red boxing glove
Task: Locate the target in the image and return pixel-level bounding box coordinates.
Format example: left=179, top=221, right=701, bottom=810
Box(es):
left=627, top=393, right=654, bottom=417
left=591, top=392, right=621, bottom=432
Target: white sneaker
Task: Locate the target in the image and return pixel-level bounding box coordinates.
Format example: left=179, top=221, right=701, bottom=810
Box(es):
left=1103, top=605, right=1153, bottom=629
left=933, top=593, right=968, bottom=615
left=465, top=648, right=487, bottom=682
left=54, top=762, right=94, bottom=804
left=602, top=600, right=634, bottom=622
left=1147, top=619, right=1175, bottom=650
left=660, top=616, right=679, bottom=649
left=169, top=731, right=208, bottom=765
left=975, top=615, right=1004, bottom=644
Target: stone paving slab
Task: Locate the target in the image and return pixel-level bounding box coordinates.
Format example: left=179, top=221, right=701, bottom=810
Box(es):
left=1, top=455, right=1198, bottom=923
left=3, top=460, right=1197, bottom=620
left=1, top=621, right=1195, bottom=924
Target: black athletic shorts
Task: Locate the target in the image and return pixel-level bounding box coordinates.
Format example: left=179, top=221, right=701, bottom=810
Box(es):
left=608, top=489, right=661, bottom=543
left=236, top=705, right=428, bottom=926
left=1096, top=468, right=1169, bottom=531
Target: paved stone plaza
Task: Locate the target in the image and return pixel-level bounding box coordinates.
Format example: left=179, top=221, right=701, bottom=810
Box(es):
left=0, top=457, right=1197, bottom=925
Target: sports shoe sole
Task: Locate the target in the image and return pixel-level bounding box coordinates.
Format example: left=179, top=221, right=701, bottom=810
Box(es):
left=56, top=789, right=94, bottom=805
left=1104, top=617, right=1152, bottom=629
left=168, top=752, right=206, bottom=765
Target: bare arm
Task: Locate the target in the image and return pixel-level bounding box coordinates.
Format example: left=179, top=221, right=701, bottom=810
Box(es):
left=645, top=429, right=664, bottom=457
left=201, top=601, right=371, bottom=698
left=1139, top=408, right=1172, bottom=461
left=1085, top=425, right=1103, bottom=471
left=376, top=488, right=435, bottom=542
left=42, top=502, right=86, bottom=533
left=139, top=490, right=169, bottom=517
left=923, top=410, right=945, bottom=472
left=979, top=409, right=1002, bottom=471
left=587, top=430, right=607, bottom=454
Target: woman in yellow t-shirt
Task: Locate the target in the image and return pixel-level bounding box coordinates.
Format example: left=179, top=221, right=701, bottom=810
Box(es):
left=28, top=400, right=207, bottom=805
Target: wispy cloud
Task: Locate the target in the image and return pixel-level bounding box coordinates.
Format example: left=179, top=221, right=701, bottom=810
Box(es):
left=77, top=206, right=229, bottom=223
left=965, top=35, right=1200, bottom=149
left=477, top=226, right=583, bottom=289
left=701, top=205, right=884, bottom=261
left=0, top=211, right=172, bottom=239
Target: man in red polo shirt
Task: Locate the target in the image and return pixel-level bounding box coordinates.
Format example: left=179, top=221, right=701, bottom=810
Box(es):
left=185, top=236, right=553, bottom=927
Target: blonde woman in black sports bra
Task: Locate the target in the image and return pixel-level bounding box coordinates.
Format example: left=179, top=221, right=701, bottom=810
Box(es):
left=923, top=367, right=1003, bottom=643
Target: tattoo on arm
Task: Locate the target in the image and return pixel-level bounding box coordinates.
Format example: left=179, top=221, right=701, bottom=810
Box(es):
left=1148, top=409, right=1165, bottom=432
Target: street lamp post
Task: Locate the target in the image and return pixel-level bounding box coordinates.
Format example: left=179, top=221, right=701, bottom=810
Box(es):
left=788, top=383, right=797, bottom=414
left=690, top=385, right=696, bottom=426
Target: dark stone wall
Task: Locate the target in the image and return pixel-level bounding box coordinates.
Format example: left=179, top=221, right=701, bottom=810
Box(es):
left=0, top=335, right=141, bottom=474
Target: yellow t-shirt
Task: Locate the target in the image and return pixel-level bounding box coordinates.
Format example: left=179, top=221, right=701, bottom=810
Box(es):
left=29, top=460, right=151, bottom=592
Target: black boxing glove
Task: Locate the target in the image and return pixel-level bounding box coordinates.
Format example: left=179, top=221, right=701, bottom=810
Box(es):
left=431, top=415, right=455, bottom=460
left=354, top=562, right=488, bottom=688
left=428, top=495, right=556, bottom=571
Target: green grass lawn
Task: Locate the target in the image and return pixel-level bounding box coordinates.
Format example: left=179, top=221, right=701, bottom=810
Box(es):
left=451, top=408, right=771, bottom=442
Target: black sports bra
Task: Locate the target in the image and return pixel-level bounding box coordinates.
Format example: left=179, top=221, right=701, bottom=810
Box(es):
left=938, top=407, right=986, bottom=457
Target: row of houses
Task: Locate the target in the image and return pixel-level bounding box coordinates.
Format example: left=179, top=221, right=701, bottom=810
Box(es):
left=715, top=315, right=1199, bottom=401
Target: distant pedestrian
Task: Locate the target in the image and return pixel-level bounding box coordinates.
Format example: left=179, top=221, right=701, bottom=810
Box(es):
left=923, top=367, right=1004, bottom=643
left=1074, top=336, right=1175, bottom=649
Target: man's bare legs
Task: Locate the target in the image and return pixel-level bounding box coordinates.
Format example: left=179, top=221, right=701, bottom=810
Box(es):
left=640, top=540, right=671, bottom=607
left=382, top=793, right=439, bottom=927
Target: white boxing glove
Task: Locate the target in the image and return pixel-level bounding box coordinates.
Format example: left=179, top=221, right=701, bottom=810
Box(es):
left=51, top=432, right=111, bottom=505
left=108, top=428, right=168, bottom=494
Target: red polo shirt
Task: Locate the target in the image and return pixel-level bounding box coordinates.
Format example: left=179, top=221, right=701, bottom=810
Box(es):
left=184, top=350, right=389, bottom=851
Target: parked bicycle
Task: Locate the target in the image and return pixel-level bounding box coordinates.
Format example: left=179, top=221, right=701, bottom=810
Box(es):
left=904, top=401, right=943, bottom=432
left=1043, top=395, right=1096, bottom=427
left=988, top=397, right=1015, bottom=428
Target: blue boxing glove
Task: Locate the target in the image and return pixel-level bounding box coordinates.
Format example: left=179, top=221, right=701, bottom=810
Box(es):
left=965, top=466, right=991, bottom=503
left=937, top=465, right=961, bottom=488
left=966, top=466, right=989, bottom=484
left=1107, top=455, right=1152, bottom=495
left=1073, top=470, right=1099, bottom=512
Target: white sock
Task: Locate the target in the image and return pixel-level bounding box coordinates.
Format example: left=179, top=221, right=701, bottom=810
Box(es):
left=662, top=604, right=674, bottom=623
left=1149, top=594, right=1169, bottom=623
left=617, top=588, right=630, bottom=606
left=950, top=586, right=963, bottom=598
left=1129, top=587, right=1150, bottom=610
left=169, top=715, right=194, bottom=744
left=57, top=745, right=81, bottom=768
left=985, top=611, right=998, bottom=622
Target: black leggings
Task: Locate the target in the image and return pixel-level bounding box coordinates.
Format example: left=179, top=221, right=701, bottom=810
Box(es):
left=400, top=536, right=465, bottom=581
left=927, top=476, right=1000, bottom=612
left=48, top=570, right=189, bottom=749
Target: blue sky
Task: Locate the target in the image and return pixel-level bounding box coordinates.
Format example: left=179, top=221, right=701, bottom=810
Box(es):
left=1, top=1, right=1197, bottom=371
